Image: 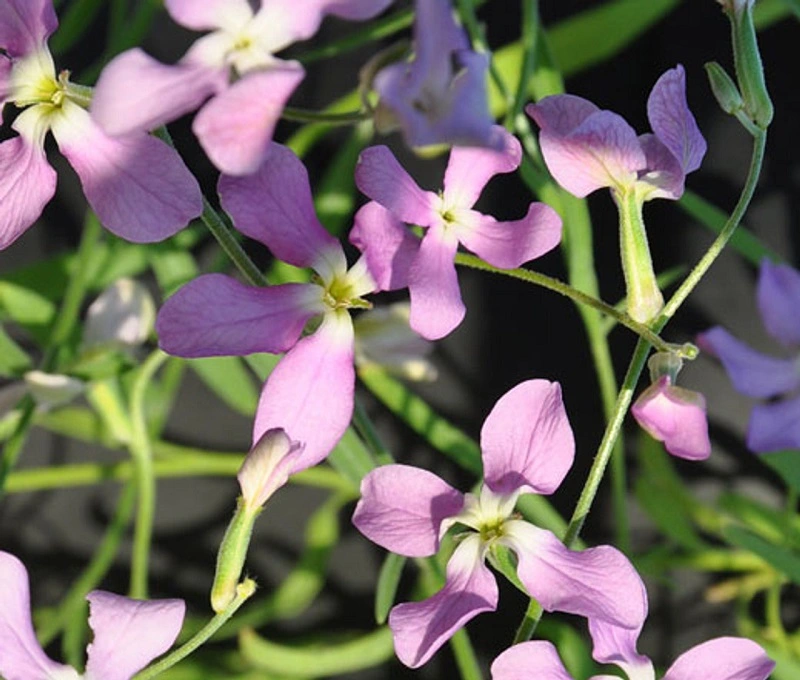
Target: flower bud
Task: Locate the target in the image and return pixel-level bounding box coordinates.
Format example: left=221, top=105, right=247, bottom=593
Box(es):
left=82, top=278, right=156, bottom=350
left=23, top=370, right=84, bottom=408
left=705, top=61, right=744, bottom=115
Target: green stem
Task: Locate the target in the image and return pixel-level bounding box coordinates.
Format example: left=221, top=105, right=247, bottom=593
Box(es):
left=513, top=599, right=544, bottom=645
left=450, top=628, right=484, bottom=680
left=505, top=0, right=539, bottom=130
left=133, top=579, right=257, bottom=680
left=128, top=349, right=168, bottom=599
left=210, top=500, right=259, bottom=613
left=454, top=253, right=670, bottom=352
left=281, top=106, right=371, bottom=125
left=200, top=198, right=268, bottom=288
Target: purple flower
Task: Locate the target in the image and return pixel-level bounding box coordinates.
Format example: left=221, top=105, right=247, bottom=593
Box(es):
left=156, top=143, right=375, bottom=472
left=0, top=0, right=202, bottom=250
left=0, top=550, right=185, bottom=680
left=699, top=259, right=800, bottom=453
left=351, top=126, right=562, bottom=339
left=352, top=379, right=646, bottom=668
left=491, top=618, right=773, bottom=680
left=91, top=0, right=392, bottom=175
left=372, top=0, right=500, bottom=149
left=526, top=65, right=706, bottom=203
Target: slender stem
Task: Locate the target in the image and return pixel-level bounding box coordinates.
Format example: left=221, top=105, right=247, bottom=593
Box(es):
left=281, top=106, right=371, bottom=125
left=450, top=628, right=484, bottom=680
left=200, top=198, right=268, bottom=287
left=513, top=599, right=543, bottom=645
left=133, top=579, right=257, bottom=680
left=128, top=349, right=169, bottom=599
left=505, top=0, right=539, bottom=129
left=454, top=253, right=671, bottom=352
left=352, top=400, right=393, bottom=465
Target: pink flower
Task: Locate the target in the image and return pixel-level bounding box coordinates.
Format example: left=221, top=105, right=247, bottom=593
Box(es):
left=351, top=126, right=562, bottom=339
left=157, top=143, right=375, bottom=472
left=352, top=380, right=646, bottom=668
left=0, top=550, right=185, bottom=680
left=491, top=617, right=774, bottom=680
left=91, top=0, right=392, bottom=175
left=699, top=259, right=800, bottom=453
left=526, top=65, right=706, bottom=202
left=372, top=0, right=500, bottom=149
left=0, top=0, right=202, bottom=250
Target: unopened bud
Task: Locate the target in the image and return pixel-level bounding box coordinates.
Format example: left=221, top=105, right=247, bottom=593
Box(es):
left=704, top=62, right=744, bottom=115
left=83, top=279, right=155, bottom=350
left=24, top=371, right=84, bottom=408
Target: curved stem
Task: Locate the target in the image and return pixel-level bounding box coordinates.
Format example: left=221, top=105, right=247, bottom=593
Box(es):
left=454, top=253, right=671, bottom=352
left=281, top=106, right=371, bottom=125
left=513, top=599, right=543, bottom=645
left=128, top=349, right=169, bottom=599
left=505, top=0, right=539, bottom=130
left=133, top=579, right=257, bottom=680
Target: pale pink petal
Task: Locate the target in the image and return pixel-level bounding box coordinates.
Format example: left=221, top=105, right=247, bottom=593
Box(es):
left=747, top=395, right=800, bottom=453
left=156, top=274, right=324, bottom=357
left=238, top=428, right=305, bottom=509
left=491, top=641, right=575, bottom=680
left=526, top=95, right=600, bottom=137
left=91, top=49, right=225, bottom=137
left=219, top=142, right=345, bottom=275
left=481, top=380, right=575, bottom=495
left=252, top=311, right=355, bottom=471
left=589, top=619, right=653, bottom=680
left=165, top=0, right=253, bottom=31
left=756, top=260, right=800, bottom=347
left=456, top=203, right=562, bottom=270
left=0, top=551, right=75, bottom=679
left=505, top=522, right=647, bottom=630
left=0, top=54, right=12, bottom=111
left=0, top=114, right=56, bottom=250
left=647, top=65, right=706, bottom=174
left=349, top=202, right=419, bottom=291
left=698, top=327, right=800, bottom=399
left=193, top=64, right=304, bottom=176
left=355, top=146, right=438, bottom=226
left=352, top=464, right=464, bottom=557
left=637, top=133, right=685, bottom=200
left=663, top=637, right=774, bottom=680
left=443, top=126, right=521, bottom=208
left=50, top=101, right=202, bottom=243
left=408, top=226, right=464, bottom=340
left=85, top=590, right=185, bottom=680
left=389, top=535, right=498, bottom=668
left=631, top=377, right=711, bottom=461
left=533, top=109, right=646, bottom=198
left=0, top=0, right=57, bottom=58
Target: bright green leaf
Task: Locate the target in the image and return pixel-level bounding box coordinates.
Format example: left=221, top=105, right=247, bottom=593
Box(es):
left=375, top=552, right=406, bottom=624
left=723, top=525, right=800, bottom=583
left=189, top=357, right=259, bottom=416
left=0, top=327, right=32, bottom=377
left=761, top=450, right=800, bottom=495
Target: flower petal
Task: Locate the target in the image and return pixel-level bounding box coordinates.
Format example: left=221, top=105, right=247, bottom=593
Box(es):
left=193, top=64, right=304, bottom=176
left=219, top=142, right=345, bottom=276
left=491, top=641, right=575, bottom=680
left=312, top=0, right=393, bottom=21
left=526, top=94, right=600, bottom=137
left=389, top=535, right=498, bottom=668
left=588, top=618, right=654, bottom=680
left=0, top=112, right=56, bottom=250
left=165, top=0, right=253, bottom=31
left=349, top=202, right=419, bottom=291
left=533, top=109, right=645, bottom=198
left=756, top=260, right=800, bottom=347
left=91, top=48, right=225, bottom=137
left=663, top=637, right=774, bottom=680
left=506, top=522, right=647, bottom=630
left=481, top=380, right=575, bottom=496
left=156, top=274, right=323, bottom=358
left=355, top=146, right=438, bottom=226
left=252, top=311, right=355, bottom=471
left=747, top=395, right=800, bottom=453
left=0, top=0, right=57, bottom=58
left=0, top=551, right=75, bottom=680
left=238, top=428, right=305, bottom=510
left=408, top=226, right=464, bottom=340
left=698, top=327, right=800, bottom=398
left=442, top=126, right=521, bottom=209
left=456, top=203, right=562, bottom=270
left=85, top=590, right=185, bottom=680
left=637, top=133, right=686, bottom=200
left=51, top=101, right=202, bottom=243
left=352, top=464, right=464, bottom=557
left=631, top=377, right=711, bottom=461
left=647, top=65, right=706, bottom=175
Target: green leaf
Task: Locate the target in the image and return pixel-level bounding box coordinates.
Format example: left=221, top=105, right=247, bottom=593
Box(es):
left=723, top=525, right=800, bottom=583
left=679, top=190, right=781, bottom=266
left=0, top=327, right=32, bottom=377
left=150, top=244, right=199, bottom=297
left=239, top=626, right=395, bottom=677
left=754, top=0, right=800, bottom=27
left=327, top=427, right=375, bottom=486
left=374, top=552, right=406, bottom=624
left=0, top=282, right=57, bottom=345
left=719, top=491, right=800, bottom=546
left=49, top=0, right=106, bottom=55
left=189, top=357, right=259, bottom=416
left=761, top=450, right=800, bottom=494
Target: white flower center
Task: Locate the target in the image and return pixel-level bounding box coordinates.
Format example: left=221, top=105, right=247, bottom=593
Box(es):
left=445, top=485, right=520, bottom=546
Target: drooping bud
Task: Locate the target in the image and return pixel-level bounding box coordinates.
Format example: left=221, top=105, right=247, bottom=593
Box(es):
left=82, top=278, right=156, bottom=351
left=23, top=370, right=84, bottom=408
